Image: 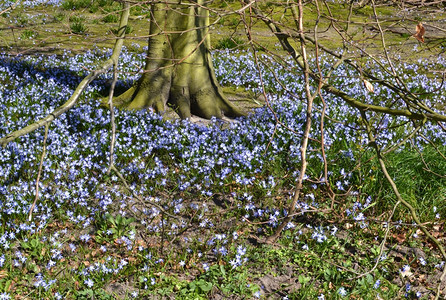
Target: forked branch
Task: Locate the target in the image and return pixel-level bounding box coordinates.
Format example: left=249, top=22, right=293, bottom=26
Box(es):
left=360, top=110, right=446, bottom=300
left=248, top=2, right=446, bottom=124
left=266, top=0, right=316, bottom=243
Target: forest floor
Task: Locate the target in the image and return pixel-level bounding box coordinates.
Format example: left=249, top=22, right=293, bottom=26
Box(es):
left=1, top=1, right=446, bottom=299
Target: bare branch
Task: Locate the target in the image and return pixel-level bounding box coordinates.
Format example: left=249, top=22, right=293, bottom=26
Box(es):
left=0, top=2, right=131, bottom=148
left=266, top=0, right=316, bottom=243
left=360, top=109, right=446, bottom=300
left=28, top=122, right=50, bottom=222
left=106, top=65, right=119, bottom=174
left=0, top=0, right=20, bottom=15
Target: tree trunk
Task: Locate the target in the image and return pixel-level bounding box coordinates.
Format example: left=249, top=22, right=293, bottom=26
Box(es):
left=112, top=0, right=243, bottom=119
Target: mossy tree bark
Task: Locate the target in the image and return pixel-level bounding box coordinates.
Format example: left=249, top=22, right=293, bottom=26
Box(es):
left=113, top=0, right=243, bottom=119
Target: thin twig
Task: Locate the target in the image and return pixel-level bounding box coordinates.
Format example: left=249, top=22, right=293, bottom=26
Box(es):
left=360, top=109, right=446, bottom=300
left=349, top=200, right=400, bottom=280
left=0, top=2, right=130, bottom=148
left=28, top=123, right=50, bottom=222
left=0, top=0, right=20, bottom=15
left=107, top=64, right=118, bottom=174
left=110, top=165, right=181, bottom=220
left=313, top=0, right=336, bottom=209
left=266, top=0, right=315, bottom=243
left=250, top=4, right=446, bottom=123
left=240, top=6, right=281, bottom=155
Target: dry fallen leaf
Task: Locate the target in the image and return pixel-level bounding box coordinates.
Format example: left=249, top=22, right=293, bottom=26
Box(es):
left=363, top=79, right=374, bottom=93
left=414, top=22, right=425, bottom=43
left=0, top=270, right=7, bottom=279
left=393, top=233, right=406, bottom=243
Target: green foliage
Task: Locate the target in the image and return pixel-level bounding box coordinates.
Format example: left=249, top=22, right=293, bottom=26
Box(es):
left=102, top=13, right=119, bottom=23
left=185, top=278, right=213, bottom=295
left=215, top=36, right=245, bottom=50
left=77, top=288, right=114, bottom=299
left=70, top=22, right=87, bottom=34
left=62, top=0, right=116, bottom=13
left=95, top=213, right=135, bottom=242
left=20, top=30, right=36, bottom=40
left=62, top=0, right=91, bottom=10
left=54, top=12, right=66, bottom=22
left=69, top=15, right=85, bottom=23
left=401, top=32, right=411, bottom=39
left=98, top=0, right=115, bottom=6
left=21, top=237, right=45, bottom=260
left=15, top=13, right=30, bottom=26
left=175, top=265, right=260, bottom=298
left=386, top=145, right=446, bottom=219
left=111, top=25, right=133, bottom=35
left=334, top=143, right=446, bottom=220
left=89, top=6, right=99, bottom=13
left=69, top=15, right=88, bottom=34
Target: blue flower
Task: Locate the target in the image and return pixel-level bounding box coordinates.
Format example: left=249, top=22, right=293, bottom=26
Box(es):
left=338, top=287, right=347, bottom=297
left=0, top=293, right=11, bottom=300
left=84, top=278, right=94, bottom=288
left=202, top=263, right=209, bottom=272
left=374, top=279, right=381, bottom=289
left=0, top=254, right=5, bottom=267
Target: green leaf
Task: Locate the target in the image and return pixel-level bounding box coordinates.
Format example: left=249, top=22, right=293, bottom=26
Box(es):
left=298, top=275, right=310, bottom=285
left=220, top=265, right=226, bottom=277
left=198, top=280, right=213, bottom=292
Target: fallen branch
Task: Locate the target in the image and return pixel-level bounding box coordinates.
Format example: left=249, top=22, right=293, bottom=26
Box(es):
left=0, top=2, right=130, bottom=148
left=0, top=0, right=20, bottom=16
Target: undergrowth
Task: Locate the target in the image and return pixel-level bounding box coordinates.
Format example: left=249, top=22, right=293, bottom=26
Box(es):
left=0, top=1, right=445, bottom=299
